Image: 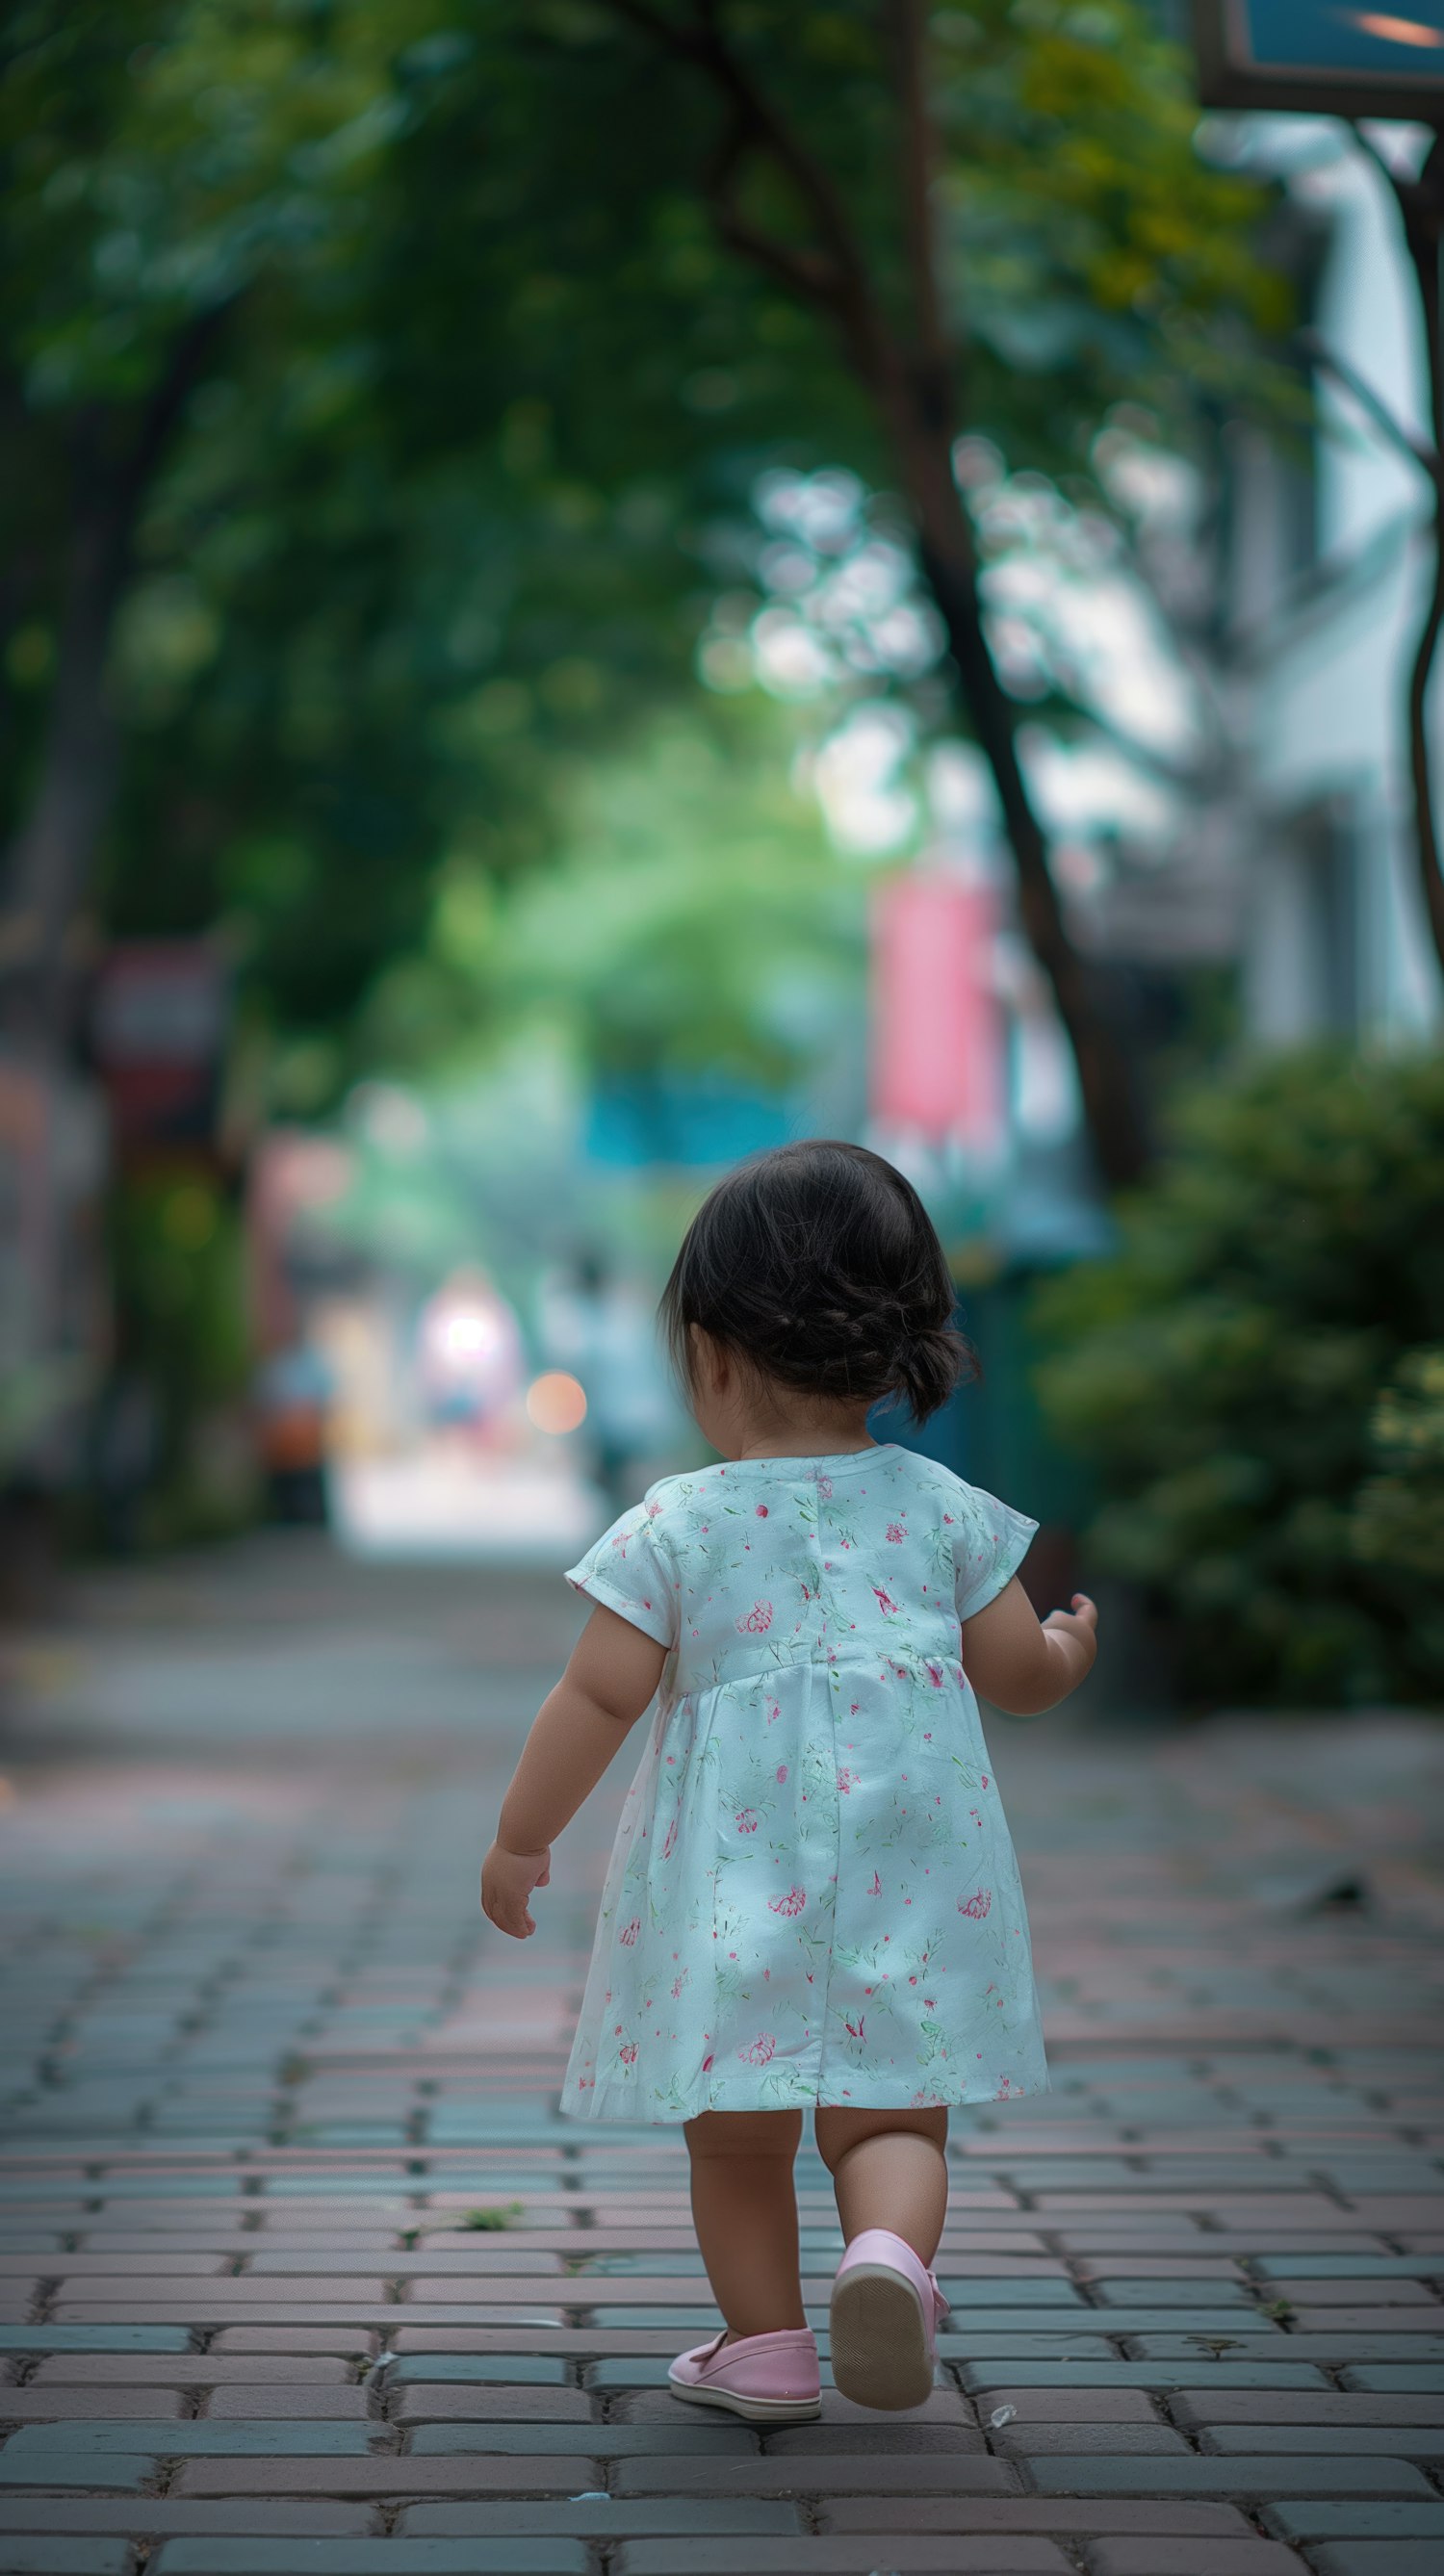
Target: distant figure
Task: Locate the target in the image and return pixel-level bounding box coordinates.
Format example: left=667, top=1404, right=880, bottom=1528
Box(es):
left=482, top=1142, right=1098, bottom=2421
left=541, top=1252, right=673, bottom=1509
left=254, top=1341, right=332, bottom=1524
left=91, top=1367, right=161, bottom=1555
left=415, top=1270, right=524, bottom=1442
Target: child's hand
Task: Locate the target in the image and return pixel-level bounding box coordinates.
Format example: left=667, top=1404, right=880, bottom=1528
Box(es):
left=481, top=1842, right=552, bottom=1940
left=1043, top=1592, right=1098, bottom=1681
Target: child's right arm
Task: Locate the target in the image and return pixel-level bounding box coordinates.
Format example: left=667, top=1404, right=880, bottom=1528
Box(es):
left=480, top=1604, right=666, bottom=1940
left=962, top=1578, right=1097, bottom=1715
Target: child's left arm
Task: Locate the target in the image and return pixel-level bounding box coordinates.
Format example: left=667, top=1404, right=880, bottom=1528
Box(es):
left=481, top=1605, right=666, bottom=1940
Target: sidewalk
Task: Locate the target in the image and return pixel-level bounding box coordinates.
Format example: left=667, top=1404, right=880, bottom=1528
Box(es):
left=1, top=1532, right=1441, bottom=2576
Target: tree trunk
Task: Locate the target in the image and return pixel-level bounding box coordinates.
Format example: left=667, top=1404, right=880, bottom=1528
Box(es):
left=880, top=0, right=1149, bottom=1187
left=1396, top=142, right=1444, bottom=989
left=900, top=424, right=1150, bottom=1190
left=0, top=300, right=239, bottom=1042
left=1, top=471, right=128, bottom=1042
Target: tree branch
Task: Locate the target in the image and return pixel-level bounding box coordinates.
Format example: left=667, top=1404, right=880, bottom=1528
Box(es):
left=1298, top=328, right=1442, bottom=488
left=1347, top=127, right=1444, bottom=981
left=586, top=0, right=1151, bottom=1182
left=595, top=0, right=898, bottom=391
left=703, top=107, right=846, bottom=304
left=595, top=0, right=709, bottom=60
left=887, top=0, right=955, bottom=414
left=1, top=292, right=245, bottom=1014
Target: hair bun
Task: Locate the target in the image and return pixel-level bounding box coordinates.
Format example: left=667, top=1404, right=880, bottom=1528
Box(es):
left=660, top=1140, right=978, bottom=1424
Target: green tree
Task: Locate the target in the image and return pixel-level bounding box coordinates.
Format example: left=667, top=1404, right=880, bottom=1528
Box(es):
left=378, top=0, right=1284, bottom=1181
left=0, top=0, right=402, bottom=1034
left=3, top=0, right=1287, bottom=1152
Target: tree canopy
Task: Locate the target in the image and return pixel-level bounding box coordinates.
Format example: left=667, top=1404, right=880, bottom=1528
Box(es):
left=2, top=0, right=1289, bottom=1147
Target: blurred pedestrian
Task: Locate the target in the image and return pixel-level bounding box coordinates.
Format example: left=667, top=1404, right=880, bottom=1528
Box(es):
left=254, top=1340, right=332, bottom=1525
left=481, top=1141, right=1097, bottom=2419
left=415, top=1270, right=523, bottom=1444
left=540, top=1251, right=674, bottom=1508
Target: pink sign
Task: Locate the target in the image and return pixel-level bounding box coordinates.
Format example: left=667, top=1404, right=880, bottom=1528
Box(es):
left=870, top=870, right=1001, bottom=1148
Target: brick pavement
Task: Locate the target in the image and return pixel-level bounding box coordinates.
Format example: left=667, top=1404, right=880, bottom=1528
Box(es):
left=0, top=1533, right=1441, bottom=2576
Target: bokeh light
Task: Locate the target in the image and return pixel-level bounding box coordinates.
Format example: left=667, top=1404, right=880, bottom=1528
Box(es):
left=526, top=1371, right=588, bottom=1434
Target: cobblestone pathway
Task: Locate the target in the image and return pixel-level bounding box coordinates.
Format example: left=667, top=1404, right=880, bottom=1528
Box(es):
left=1, top=1534, right=1442, bottom=2576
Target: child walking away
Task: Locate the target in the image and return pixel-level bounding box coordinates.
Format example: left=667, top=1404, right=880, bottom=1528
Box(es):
left=482, top=1141, right=1097, bottom=2417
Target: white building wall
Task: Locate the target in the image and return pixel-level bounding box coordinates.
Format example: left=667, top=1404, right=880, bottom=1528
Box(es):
left=1226, top=119, right=1441, bottom=1048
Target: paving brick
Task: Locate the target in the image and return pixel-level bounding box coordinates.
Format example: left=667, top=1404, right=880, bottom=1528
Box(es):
left=33, top=2359, right=351, bottom=2386
left=818, top=2501, right=1260, bottom=2534
left=385, top=2358, right=569, bottom=2386
left=172, top=2458, right=604, bottom=2495
left=399, top=2502, right=803, bottom=2536
left=1083, top=2546, right=1302, bottom=2575
left=0, top=2388, right=186, bottom=2419
left=150, top=2550, right=590, bottom=2575
left=1022, top=2455, right=1432, bottom=2495
left=1169, top=2392, right=1444, bottom=2428
left=206, top=2385, right=371, bottom=2417
left=0, top=2452, right=155, bottom=2489
left=1338, top=2366, right=1444, bottom=2391
left=1202, top=2425, right=1444, bottom=2455
left=1309, top=2549, right=1444, bottom=2575
left=0, top=2549, right=129, bottom=2573
left=410, top=2425, right=752, bottom=2457
left=614, top=2455, right=1020, bottom=2494
left=610, top=2550, right=1073, bottom=2575
left=957, top=2363, right=1332, bottom=2392
left=992, top=2422, right=1189, bottom=2454
left=209, top=2331, right=378, bottom=2357
left=0, top=2329, right=190, bottom=2354
left=3, top=2422, right=374, bottom=2457
left=1261, top=2501, right=1444, bottom=2539
left=1254, top=2256, right=1443, bottom=2279
left=1262, top=2280, right=1438, bottom=2306
left=960, top=2389, right=1161, bottom=2421
left=392, top=2388, right=592, bottom=2423
left=0, top=2505, right=371, bottom=2536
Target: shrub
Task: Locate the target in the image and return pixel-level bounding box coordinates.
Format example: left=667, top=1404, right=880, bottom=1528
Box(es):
left=1033, top=1048, right=1444, bottom=1705
left=1350, top=1347, right=1444, bottom=1586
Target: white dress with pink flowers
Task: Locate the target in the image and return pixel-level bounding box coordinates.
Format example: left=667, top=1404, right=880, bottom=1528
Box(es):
left=560, top=1444, right=1047, bottom=2122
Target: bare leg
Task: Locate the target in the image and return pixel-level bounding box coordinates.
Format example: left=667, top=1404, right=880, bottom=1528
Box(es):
left=814, top=2105, right=949, bottom=2264
left=684, top=2107, right=806, bottom=2340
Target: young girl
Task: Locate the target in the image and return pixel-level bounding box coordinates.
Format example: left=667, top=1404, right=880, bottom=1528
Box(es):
left=482, top=1140, right=1097, bottom=2418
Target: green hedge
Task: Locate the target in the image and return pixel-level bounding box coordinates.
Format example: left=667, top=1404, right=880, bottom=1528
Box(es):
left=1033, top=1048, right=1444, bottom=1706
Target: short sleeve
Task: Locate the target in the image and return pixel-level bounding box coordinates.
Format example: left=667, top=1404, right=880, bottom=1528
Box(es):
left=951, top=1481, right=1039, bottom=1622
left=565, top=1502, right=678, bottom=1648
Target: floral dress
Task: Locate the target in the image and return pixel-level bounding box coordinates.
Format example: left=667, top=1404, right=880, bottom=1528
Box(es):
left=561, top=1444, right=1047, bottom=2123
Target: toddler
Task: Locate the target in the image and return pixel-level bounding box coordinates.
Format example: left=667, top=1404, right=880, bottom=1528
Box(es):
left=482, top=1140, right=1097, bottom=2417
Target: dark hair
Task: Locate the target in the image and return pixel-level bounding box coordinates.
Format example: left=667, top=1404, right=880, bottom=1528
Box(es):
left=659, top=1140, right=977, bottom=1425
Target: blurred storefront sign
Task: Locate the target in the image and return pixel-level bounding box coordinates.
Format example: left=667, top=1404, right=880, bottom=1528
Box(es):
left=91, top=940, right=229, bottom=1159
left=1193, top=0, right=1444, bottom=117
left=246, top=1129, right=354, bottom=1352
left=869, top=867, right=1003, bottom=1152
left=586, top=1074, right=791, bottom=1169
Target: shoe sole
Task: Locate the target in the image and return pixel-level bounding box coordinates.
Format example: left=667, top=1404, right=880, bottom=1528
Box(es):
left=668, top=2373, right=821, bottom=2423
left=829, top=2260, right=935, bottom=2410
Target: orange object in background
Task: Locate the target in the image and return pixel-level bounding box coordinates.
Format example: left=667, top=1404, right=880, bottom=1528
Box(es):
left=527, top=1371, right=588, bottom=1434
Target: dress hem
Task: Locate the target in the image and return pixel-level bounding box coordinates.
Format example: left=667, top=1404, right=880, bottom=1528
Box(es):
left=558, top=2066, right=1050, bottom=2125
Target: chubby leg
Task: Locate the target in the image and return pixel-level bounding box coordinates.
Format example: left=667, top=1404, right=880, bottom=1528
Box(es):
left=814, top=2104, right=949, bottom=2265
left=683, top=2107, right=805, bottom=2340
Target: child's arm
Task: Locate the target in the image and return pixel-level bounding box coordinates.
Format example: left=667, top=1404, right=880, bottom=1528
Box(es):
left=481, top=1604, right=666, bottom=1940
left=962, top=1577, right=1097, bottom=1715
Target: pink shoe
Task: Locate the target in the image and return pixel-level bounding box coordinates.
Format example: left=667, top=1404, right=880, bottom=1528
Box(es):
left=829, top=2227, right=949, bottom=2410
left=668, top=2324, right=821, bottom=2422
